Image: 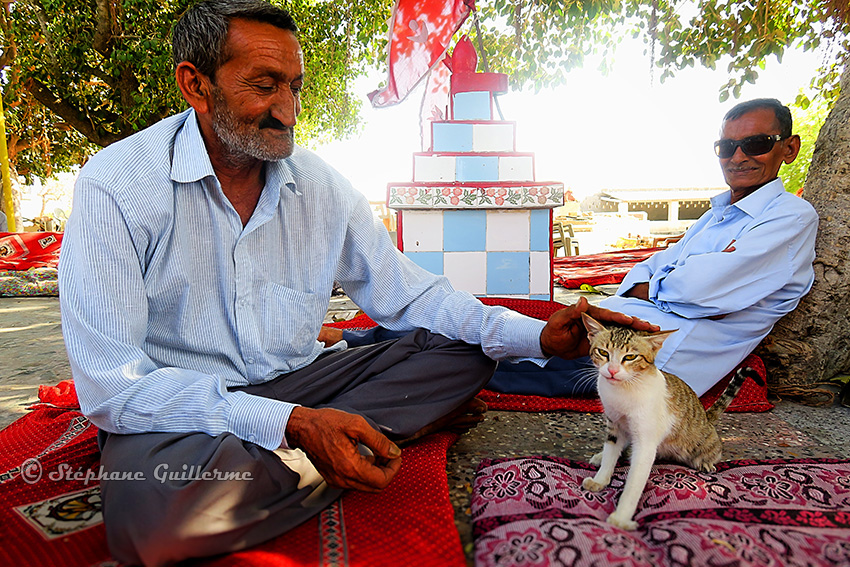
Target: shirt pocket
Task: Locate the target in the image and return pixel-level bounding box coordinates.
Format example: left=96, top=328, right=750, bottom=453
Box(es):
left=261, top=284, right=324, bottom=357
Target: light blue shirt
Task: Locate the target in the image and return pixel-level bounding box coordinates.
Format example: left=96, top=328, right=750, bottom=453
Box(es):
left=600, top=178, right=817, bottom=395
left=600, top=179, right=818, bottom=395
left=59, top=109, right=546, bottom=451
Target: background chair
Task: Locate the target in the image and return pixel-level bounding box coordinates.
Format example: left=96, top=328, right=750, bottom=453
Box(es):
left=552, top=221, right=580, bottom=256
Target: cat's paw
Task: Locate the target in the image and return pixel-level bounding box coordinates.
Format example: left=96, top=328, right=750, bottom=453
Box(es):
left=581, top=477, right=607, bottom=492
left=589, top=452, right=603, bottom=465
left=693, top=459, right=718, bottom=473
left=606, top=512, right=638, bottom=531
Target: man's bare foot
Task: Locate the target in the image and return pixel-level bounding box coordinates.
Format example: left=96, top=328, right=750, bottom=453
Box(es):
left=396, top=397, right=488, bottom=446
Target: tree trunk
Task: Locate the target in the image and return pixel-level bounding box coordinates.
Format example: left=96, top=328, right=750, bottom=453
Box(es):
left=758, top=65, right=850, bottom=385
left=10, top=176, right=23, bottom=230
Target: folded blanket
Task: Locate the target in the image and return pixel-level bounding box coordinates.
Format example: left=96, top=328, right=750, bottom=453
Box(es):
left=0, top=232, right=63, bottom=270
left=553, top=247, right=661, bottom=288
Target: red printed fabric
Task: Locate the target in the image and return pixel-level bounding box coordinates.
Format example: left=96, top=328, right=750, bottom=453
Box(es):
left=472, top=456, right=850, bottom=567
left=0, top=232, right=63, bottom=270
left=368, top=0, right=473, bottom=107
left=0, top=406, right=104, bottom=567
left=553, top=247, right=662, bottom=289
left=37, top=380, right=80, bottom=410
left=0, top=398, right=464, bottom=567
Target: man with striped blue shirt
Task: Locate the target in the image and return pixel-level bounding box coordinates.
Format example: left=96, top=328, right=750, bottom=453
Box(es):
left=59, top=1, right=653, bottom=565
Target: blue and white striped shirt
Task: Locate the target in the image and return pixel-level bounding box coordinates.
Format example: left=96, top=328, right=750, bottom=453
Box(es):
left=59, top=109, right=546, bottom=450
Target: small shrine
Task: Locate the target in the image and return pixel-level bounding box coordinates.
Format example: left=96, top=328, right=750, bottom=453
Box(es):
left=387, top=37, right=565, bottom=300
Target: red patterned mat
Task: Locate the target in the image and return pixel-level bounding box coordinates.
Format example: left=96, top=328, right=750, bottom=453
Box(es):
left=472, top=456, right=850, bottom=566
left=0, top=384, right=464, bottom=567
left=328, top=301, right=773, bottom=414
left=553, top=248, right=662, bottom=289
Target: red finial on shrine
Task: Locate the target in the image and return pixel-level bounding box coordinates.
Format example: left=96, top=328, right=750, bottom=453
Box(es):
left=452, top=35, right=478, bottom=73
left=447, top=32, right=508, bottom=103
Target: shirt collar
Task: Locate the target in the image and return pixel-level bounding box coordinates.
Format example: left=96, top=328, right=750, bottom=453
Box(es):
left=170, top=108, right=299, bottom=196
left=275, top=150, right=298, bottom=195
left=171, top=109, right=216, bottom=184
left=710, top=178, right=785, bottom=219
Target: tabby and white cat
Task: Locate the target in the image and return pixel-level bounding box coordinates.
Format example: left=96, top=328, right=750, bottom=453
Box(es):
left=579, top=313, right=760, bottom=531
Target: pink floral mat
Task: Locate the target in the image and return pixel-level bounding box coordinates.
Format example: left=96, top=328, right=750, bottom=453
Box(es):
left=472, top=456, right=850, bottom=566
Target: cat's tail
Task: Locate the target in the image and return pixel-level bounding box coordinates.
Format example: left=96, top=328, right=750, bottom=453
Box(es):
left=705, top=366, right=764, bottom=423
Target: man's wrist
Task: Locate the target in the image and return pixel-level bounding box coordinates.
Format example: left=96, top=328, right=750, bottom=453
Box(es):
left=539, top=334, right=554, bottom=358
left=283, top=405, right=307, bottom=450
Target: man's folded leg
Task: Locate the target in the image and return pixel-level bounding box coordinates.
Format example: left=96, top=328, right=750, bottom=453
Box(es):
left=97, top=429, right=342, bottom=567
left=98, top=329, right=495, bottom=566
left=246, top=328, right=497, bottom=439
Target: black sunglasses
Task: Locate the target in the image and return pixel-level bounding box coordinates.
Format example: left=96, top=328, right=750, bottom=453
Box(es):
left=714, top=134, right=787, bottom=159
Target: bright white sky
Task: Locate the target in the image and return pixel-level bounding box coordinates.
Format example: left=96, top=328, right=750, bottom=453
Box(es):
left=315, top=37, right=825, bottom=203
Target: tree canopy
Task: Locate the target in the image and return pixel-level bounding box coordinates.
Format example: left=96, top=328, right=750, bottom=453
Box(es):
left=0, top=0, right=396, bottom=180
left=0, top=0, right=846, bottom=181
left=477, top=0, right=847, bottom=109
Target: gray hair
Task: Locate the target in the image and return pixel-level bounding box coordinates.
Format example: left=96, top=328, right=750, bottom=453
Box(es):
left=723, top=98, right=793, bottom=138
left=172, top=0, right=297, bottom=81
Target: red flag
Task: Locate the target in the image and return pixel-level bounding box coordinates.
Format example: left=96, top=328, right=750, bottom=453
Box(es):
left=369, top=0, right=473, bottom=108
left=419, top=55, right=451, bottom=150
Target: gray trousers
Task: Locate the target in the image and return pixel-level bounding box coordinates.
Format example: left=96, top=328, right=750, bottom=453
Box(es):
left=97, top=329, right=496, bottom=566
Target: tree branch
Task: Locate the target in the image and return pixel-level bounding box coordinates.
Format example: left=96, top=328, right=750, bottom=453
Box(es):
left=513, top=0, right=523, bottom=51
left=143, top=107, right=169, bottom=130
left=0, top=44, right=15, bottom=69
left=80, top=62, right=118, bottom=89
left=0, top=3, right=17, bottom=71
left=116, top=66, right=141, bottom=120
left=33, top=1, right=58, bottom=67
left=25, top=78, right=124, bottom=146
left=93, top=0, right=114, bottom=56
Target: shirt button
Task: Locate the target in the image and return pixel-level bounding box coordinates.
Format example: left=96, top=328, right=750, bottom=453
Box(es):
left=247, top=357, right=255, bottom=364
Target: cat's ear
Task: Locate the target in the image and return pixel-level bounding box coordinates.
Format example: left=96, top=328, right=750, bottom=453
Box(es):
left=646, top=329, right=677, bottom=351
left=581, top=313, right=606, bottom=339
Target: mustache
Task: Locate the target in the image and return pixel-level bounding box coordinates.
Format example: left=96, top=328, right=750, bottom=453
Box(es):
left=259, top=115, right=290, bottom=131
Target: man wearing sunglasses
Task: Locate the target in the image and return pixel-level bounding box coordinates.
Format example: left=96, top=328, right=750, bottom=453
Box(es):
left=598, top=97, right=818, bottom=396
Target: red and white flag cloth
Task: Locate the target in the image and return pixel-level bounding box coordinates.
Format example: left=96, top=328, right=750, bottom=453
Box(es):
left=369, top=0, right=473, bottom=108
left=419, top=55, right=451, bottom=150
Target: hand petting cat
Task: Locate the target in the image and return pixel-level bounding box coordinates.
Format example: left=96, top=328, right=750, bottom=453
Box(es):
left=539, top=297, right=660, bottom=359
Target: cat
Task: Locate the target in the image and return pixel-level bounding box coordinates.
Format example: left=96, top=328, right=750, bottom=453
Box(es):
left=579, top=313, right=762, bottom=531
